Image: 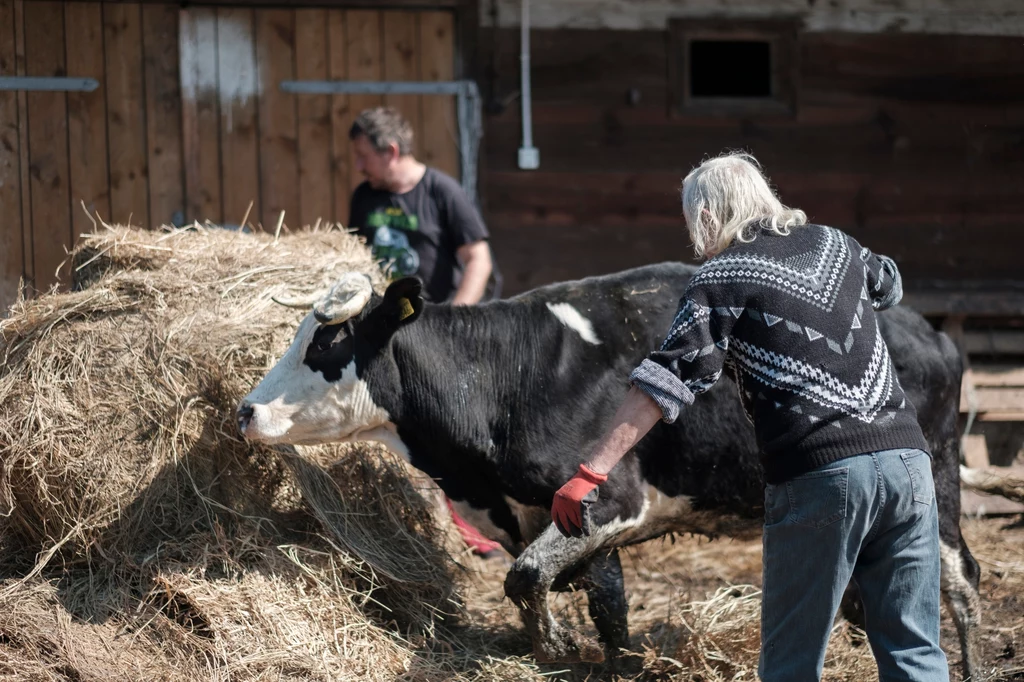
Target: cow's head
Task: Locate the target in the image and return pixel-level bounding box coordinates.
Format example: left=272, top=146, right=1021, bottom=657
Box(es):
left=236, top=272, right=423, bottom=446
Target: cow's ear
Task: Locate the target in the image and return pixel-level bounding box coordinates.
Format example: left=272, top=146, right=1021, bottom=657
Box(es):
left=380, top=277, right=424, bottom=328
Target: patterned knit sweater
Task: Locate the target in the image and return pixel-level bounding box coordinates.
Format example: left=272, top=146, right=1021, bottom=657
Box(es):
left=630, top=223, right=929, bottom=484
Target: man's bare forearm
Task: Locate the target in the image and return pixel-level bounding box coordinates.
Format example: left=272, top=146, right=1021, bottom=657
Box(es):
left=585, top=386, right=663, bottom=476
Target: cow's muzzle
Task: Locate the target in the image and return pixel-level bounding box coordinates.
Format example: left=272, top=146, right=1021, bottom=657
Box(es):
left=236, top=402, right=254, bottom=435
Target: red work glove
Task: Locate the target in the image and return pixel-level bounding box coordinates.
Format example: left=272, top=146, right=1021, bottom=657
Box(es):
left=551, top=464, right=608, bottom=538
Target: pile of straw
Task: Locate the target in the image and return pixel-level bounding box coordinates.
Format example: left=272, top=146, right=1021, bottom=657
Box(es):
left=0, top=223, right=464, bottom=680
left=3, top=222, right=1016, bottom=681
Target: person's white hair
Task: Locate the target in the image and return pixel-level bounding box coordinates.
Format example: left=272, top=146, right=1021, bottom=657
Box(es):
left=681, top=151, right=807, bottom=259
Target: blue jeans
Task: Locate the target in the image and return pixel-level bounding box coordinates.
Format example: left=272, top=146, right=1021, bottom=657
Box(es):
left=759, top=448, right=949, bottom=682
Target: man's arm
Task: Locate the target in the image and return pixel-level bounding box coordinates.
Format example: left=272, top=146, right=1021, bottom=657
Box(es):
left=550, top=386, right=662, bottom=538
left=451, top=240, right=493, bottom=305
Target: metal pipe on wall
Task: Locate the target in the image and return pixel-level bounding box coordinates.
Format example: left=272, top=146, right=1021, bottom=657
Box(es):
left=517, top=0, right=539, bottom=170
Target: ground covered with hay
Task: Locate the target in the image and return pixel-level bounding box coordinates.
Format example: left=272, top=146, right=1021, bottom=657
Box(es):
left=1, top=224, right=1021, bottom=681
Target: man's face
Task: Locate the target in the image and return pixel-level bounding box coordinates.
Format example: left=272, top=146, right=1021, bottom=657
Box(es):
left=352, top=135, right=394, bottom=190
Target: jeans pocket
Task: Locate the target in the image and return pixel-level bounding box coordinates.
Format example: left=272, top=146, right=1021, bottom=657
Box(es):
left=785, top=467, right=849, bottom=529
left=901, top=449, right=935, bottom=506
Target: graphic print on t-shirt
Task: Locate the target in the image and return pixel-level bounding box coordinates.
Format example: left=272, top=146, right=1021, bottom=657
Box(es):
left=367, top=207, right=420, bottom=276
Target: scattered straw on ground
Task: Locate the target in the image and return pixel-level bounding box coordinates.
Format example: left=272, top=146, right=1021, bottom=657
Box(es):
left=1, top=223, right=1022, bottom=681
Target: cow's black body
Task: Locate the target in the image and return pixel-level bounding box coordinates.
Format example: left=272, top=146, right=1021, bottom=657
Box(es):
left=284, top=262, right=981, bottom=675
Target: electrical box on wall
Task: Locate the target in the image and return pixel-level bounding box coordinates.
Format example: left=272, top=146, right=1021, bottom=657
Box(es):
left=518, top=146, right=540, bottom=170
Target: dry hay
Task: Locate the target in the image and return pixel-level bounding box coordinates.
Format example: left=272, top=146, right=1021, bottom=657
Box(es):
left=0, top=223, right=466, bottom=680
left=630, top=582, right=876, bottom=682
left=2, top=222, right=1021, bottom=682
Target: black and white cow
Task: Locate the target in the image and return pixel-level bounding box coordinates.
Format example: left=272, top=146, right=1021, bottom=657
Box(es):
left=238, top=263, right=982, bottom=679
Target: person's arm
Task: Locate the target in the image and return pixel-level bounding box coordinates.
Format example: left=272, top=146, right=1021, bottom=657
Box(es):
left=850, top=236, right=903, bottom=311
left=451, top=240, right=493, bottom=305
left=550, top=386, right=662, bottom=537
left=437, top=174, right=493, bottom=304
left=551, top=284, right=737, bottom=537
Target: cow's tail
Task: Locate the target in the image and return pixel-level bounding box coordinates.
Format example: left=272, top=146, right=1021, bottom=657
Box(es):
left=960, top=464, right=1024, bottom=505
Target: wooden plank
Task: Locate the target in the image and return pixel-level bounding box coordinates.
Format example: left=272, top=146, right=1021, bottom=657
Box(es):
left=902, top=291, right=1024, bottom=317
left=967, top=389, right=1024, bottom=413
left=327, top=9, right=350, bottom=224
left=23, top=0, right=71, bottom=293
left=962, top=434, right=990, bottom=469
left=65, top=1, right=109, bottom=241
left=104, top=3, right=149, bottom=227
left=295, top=8, right=332, bottom=229
left=13, top=0, right=29, bottom=292
left=179, top=7, right=222, bottom=225
left=344, top=9, right=381, bottom=196
left=486, top=218, right=694, bottom=296
left=417, top=10, right=458, bottom=180
left=964, top=332, right=1024, bottom=357
left=967, top=368, right=1024, bottom=387
left=101, top=0, right=464, bottom=6
left=490, top=27, right=669, bottom=109
left=142, top=3, right=184, bottom=228
left=216, top=7, right=259, bottom=229
left=0, top=0, right=24, bottom=312
left=255, top=8, right=298, bottom=230
left=382, top=11, right=420, bottom=154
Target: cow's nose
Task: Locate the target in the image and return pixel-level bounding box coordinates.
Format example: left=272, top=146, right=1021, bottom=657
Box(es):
left=237, top=403, right=254, bottom=433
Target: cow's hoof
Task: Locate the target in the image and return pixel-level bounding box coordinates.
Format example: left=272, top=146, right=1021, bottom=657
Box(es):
left=534, top=626, right=605, bottom=664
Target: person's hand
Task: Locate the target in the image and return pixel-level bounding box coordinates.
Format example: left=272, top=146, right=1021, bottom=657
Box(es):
left=551, top=464, right=607, bottom=538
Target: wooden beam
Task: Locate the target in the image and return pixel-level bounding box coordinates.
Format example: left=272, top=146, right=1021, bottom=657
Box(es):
left=0, top=0, right=24, bottom=312
left=255, top=8, right=299, bottom=230
left=104, top=2, right=150, bottom=227
left=902, top=290, right=1024, bottom=317
left=295, top=8, right=332, bottom=229
left=142, top=3, right=185, bottom=228
left=180, top=7, right=223, bottom=224
left=216, top=7, right=260, bottom=230
left=65, top=2, right=110, bottom=239
left=327, top=9, right=349, bottom=223
left=77, top=0, right=463, bottom=7
left=24, top=0, right=71, bottom=293
left=965, top=367, right=1024, bottom=387
left=963, top=331, right=1024, bottom=357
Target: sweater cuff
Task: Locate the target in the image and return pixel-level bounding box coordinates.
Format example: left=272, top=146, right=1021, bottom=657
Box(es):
left=873, top=254, right=903, bottom=311
left=629, top=359, right=695, bottom=424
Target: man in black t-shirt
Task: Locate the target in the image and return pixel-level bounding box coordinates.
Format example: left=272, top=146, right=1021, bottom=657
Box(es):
left=347, top=106, right=503, bottom=558
left=347, top=106, right=498, bottom=304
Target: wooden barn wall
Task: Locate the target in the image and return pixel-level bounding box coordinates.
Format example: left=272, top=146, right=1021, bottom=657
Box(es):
left=480, top=28, right=1024, bottom=297
left=0, top=1, right=458, bottom=313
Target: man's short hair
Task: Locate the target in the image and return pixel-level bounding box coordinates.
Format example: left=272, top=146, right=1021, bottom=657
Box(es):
left=349, top=106, right=414, bottom=156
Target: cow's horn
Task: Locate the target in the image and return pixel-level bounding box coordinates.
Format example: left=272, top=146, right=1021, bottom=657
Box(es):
left=271, top=291, right=326, bottom=309
left=312, top=272, right=373, bottom=325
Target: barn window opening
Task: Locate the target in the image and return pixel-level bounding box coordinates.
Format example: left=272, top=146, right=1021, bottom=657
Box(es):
left=689, top=40, right=772, bottom=98
left=668, top=20, right=798, bottom=116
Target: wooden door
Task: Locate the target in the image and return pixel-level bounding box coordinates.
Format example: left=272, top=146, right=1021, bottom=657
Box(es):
left=178, top=6, right=460, bottom=233
left=0, top=0, right=183, bottom=312
left=0, top=2, right=458, bottom=315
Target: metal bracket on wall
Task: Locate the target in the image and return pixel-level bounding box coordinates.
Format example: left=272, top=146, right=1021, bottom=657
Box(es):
left=279, top=79, right=483, bottom=206
left=0, top=76, right=99, bottom=92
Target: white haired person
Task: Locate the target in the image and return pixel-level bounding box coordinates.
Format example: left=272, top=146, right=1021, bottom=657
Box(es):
left=550, top=152, right=948, bottom=681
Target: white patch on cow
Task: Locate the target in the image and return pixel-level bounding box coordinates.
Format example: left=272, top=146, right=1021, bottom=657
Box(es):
left=546, top=302, right=601, bottom=345
left=240, top=314, right=391, bottom=445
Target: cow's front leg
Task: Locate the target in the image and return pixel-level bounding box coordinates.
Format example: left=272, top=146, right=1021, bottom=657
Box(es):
left=585, top=548, right=629, bottom=656
left=503, top=524, right=617, bottom=664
